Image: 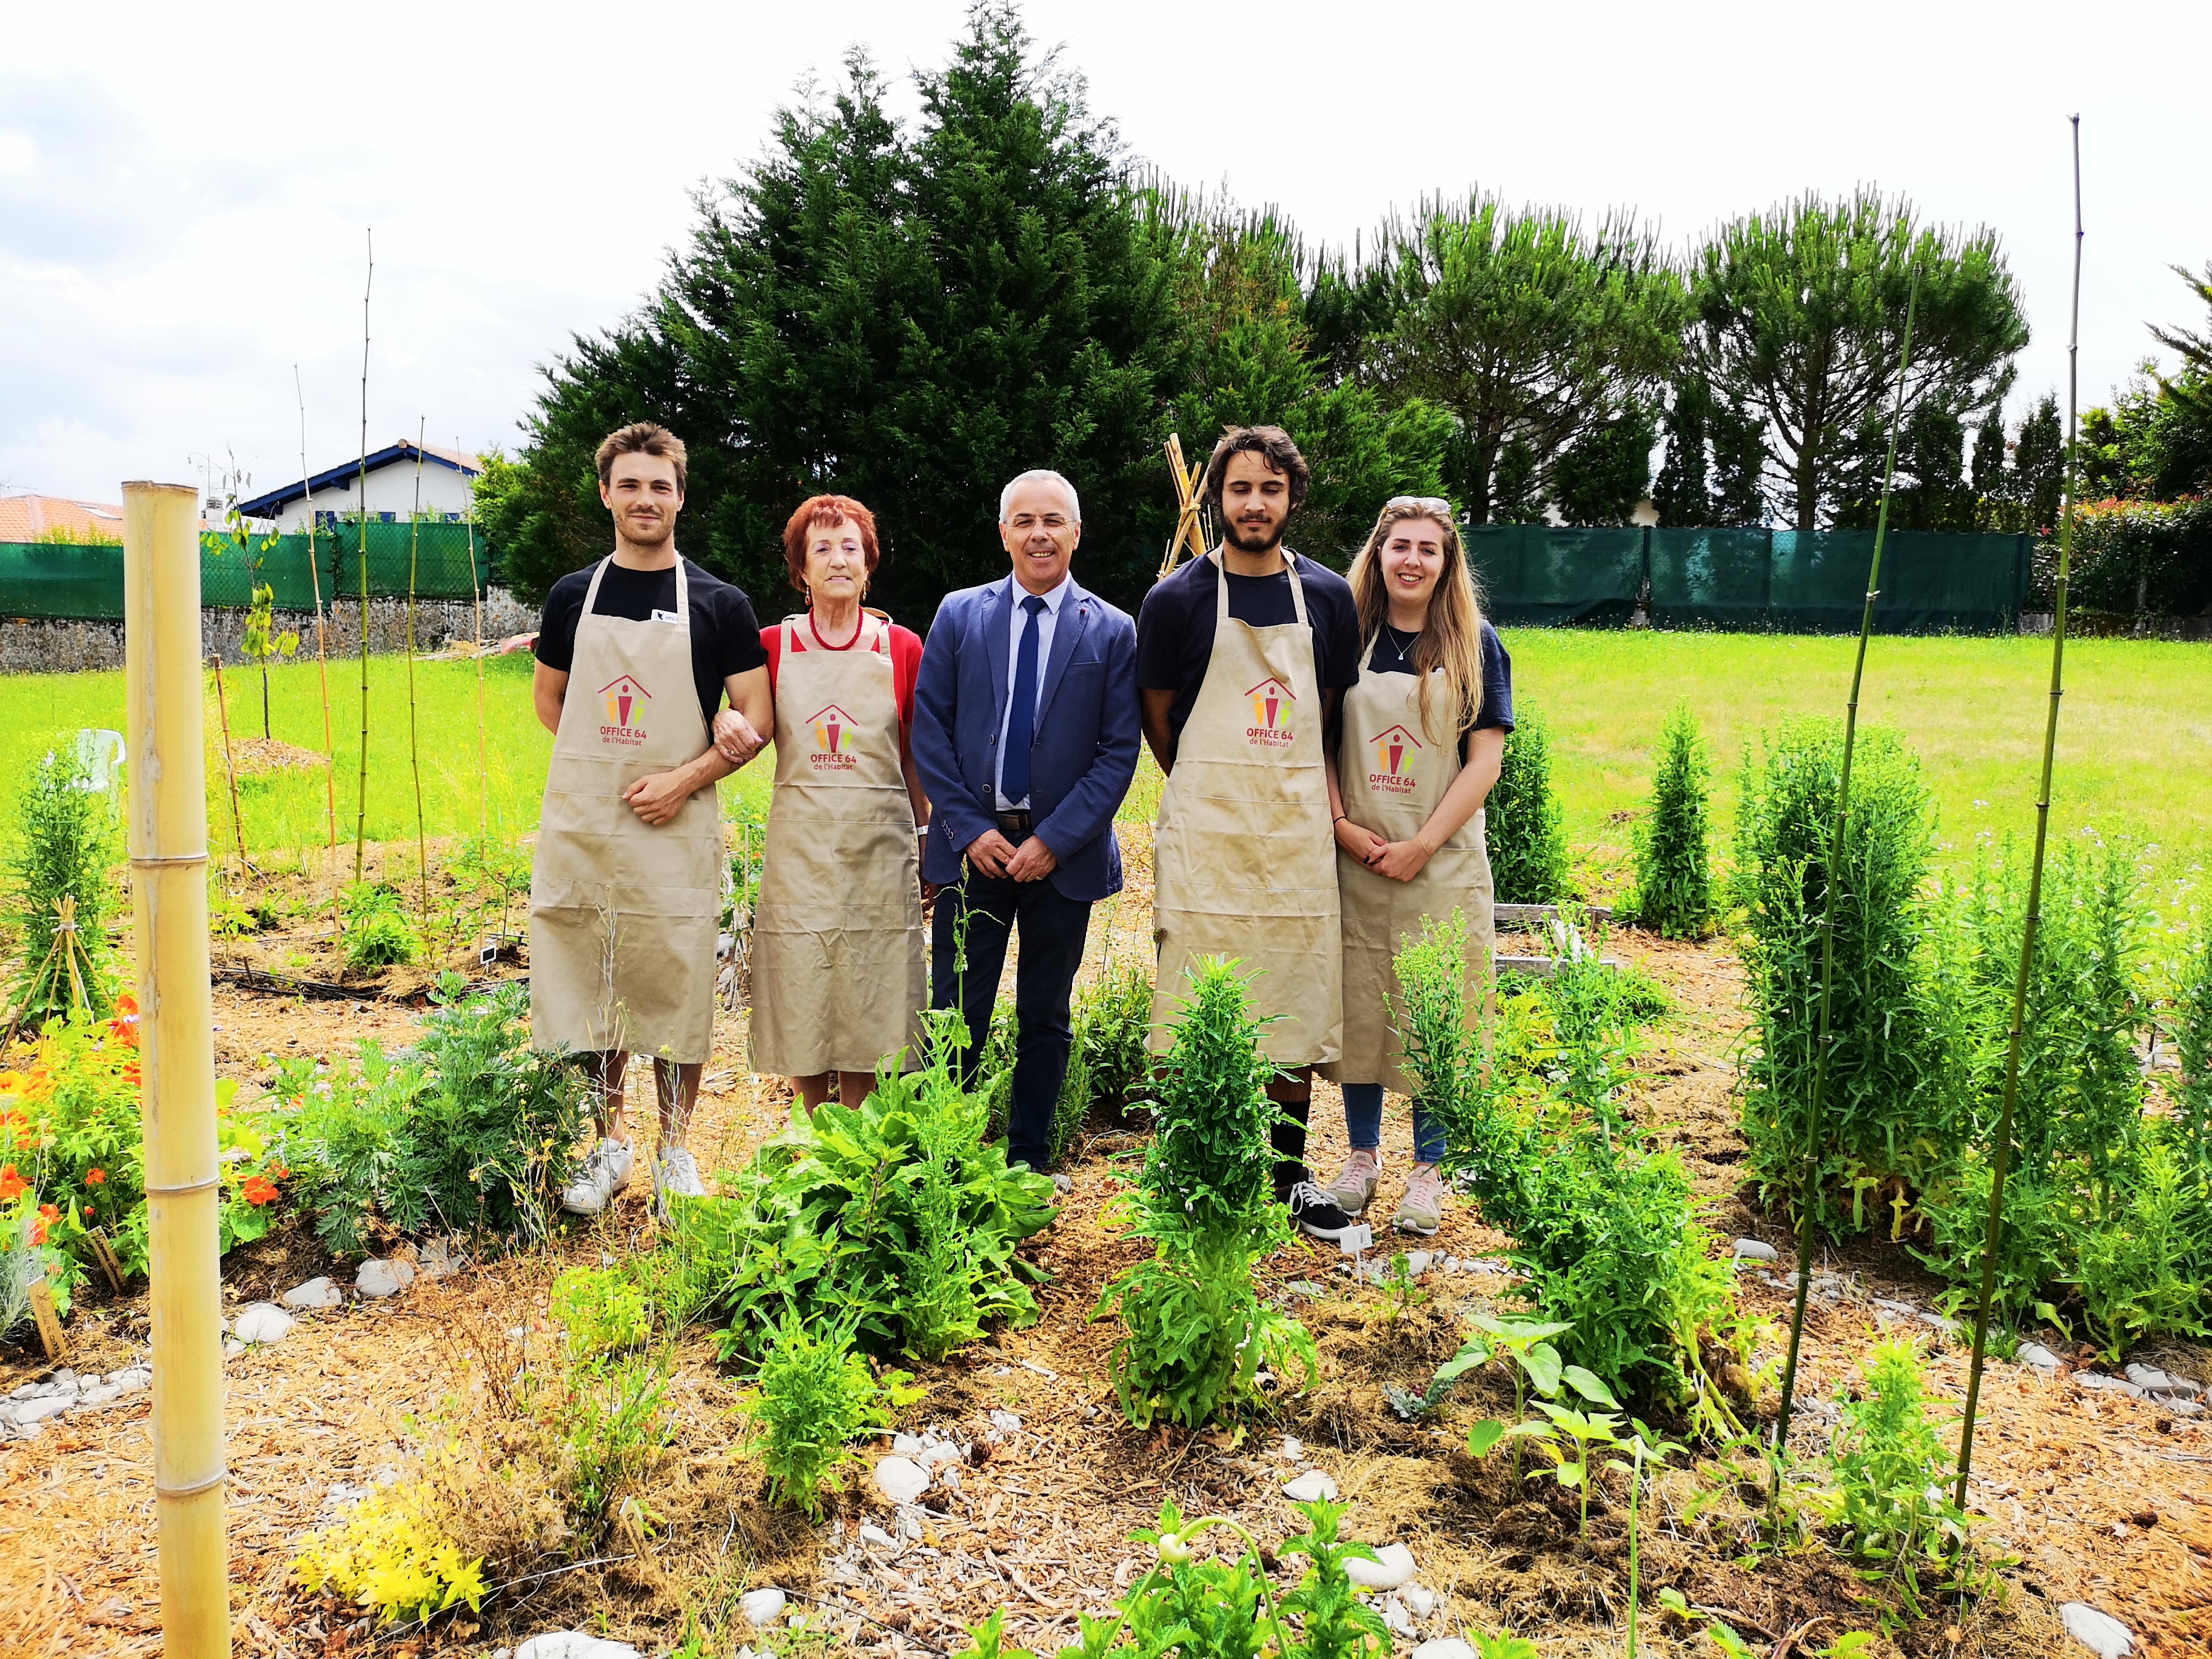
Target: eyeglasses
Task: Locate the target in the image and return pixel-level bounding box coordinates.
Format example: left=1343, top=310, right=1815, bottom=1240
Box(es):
left=1385, top=496, right=1454, bottom=515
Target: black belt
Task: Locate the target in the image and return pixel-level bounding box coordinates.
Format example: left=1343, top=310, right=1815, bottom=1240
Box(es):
left=994, top=810, right=1033, bottom=839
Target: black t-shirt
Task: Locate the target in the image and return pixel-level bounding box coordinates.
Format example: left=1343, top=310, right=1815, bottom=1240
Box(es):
left=1134, top=552, right=1364, bottom=739
left=1362, top=618, right=1515, bottom=761
left=535, top=557, right=767, bottom=723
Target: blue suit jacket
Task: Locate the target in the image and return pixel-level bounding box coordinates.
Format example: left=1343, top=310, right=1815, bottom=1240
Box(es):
left=912, top=575, right=1141, bottom=903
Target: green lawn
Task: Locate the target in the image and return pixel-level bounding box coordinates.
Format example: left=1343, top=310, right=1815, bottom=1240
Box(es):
left=0, top=633, right=2201, bottom=883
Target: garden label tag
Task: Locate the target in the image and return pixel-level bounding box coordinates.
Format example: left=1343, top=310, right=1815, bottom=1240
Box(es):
left=28, top=1276, right=68, bottom=1361
left=479, top=940, right=498, bottom=967
left=1338, top=1222, right=1373, bottom=1256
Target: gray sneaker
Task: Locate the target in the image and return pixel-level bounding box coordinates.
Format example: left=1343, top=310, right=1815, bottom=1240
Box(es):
left=1325, top=1149, right=1381, bottom=1216
left=1393, top=1165, right=1447, bottom=1236
left=652, top=1146, right=707, bottom=1219
left=560, top=1138, right=634, bottom=1215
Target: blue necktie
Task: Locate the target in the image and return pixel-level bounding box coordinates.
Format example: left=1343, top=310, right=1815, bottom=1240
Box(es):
left=1004, top=594, right=1046, bottom=806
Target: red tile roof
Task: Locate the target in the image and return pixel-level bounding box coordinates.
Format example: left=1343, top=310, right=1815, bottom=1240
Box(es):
left=0, top=495, right=126, bottom=543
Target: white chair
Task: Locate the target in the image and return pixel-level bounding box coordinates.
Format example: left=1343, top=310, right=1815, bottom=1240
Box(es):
left=72, top=729, right=126, bottom=804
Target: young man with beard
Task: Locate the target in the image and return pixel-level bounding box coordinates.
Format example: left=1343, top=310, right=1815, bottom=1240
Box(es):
left=530, top=422, right=772, bottom=1218
left=1135, top=424, right=1366, bottom=1240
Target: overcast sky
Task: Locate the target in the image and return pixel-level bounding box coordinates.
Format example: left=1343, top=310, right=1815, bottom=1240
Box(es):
left=4, top=0, right=2208, bottom=506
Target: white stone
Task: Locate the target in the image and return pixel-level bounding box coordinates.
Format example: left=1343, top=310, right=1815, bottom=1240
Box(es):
left=871, top=1456, right=928, bottom=1506
left=1053, top=1173, right=1073, bottom=1195
left=988, top=1409, right=1021, bottom=1435
left=223, top=1338, right=247, bottom=1359
left=739, top=1589, right=787, bottom=1627
left=233, top=1303, right=295, bottom=1346
left=1380, top=1598, right=1414, bottom=1635
left=418, top=1236, right=464, bottom=1279
left=2076, top=1373, right=2145, bottom=1398
left=2016, top=1341, right=2063, bottom=1374
left=1732, top=1238, right=1778, bottom=1262
left=2168, top=1398, right=2207, bottom=1417
left=8, top=1393, right=75, bottom=1426
left=2058, top=1603, right=2134, bottom=1659
left=1402, top=1586, right=1437, bottom=1619
left=1403, top=1251, right=1433, bottom=1276
left=355, top=1258, right=415, bottom=1298
left=938, top=1465, right=964, bottom=1496
left=1412, top=1641, right=1475, bottom=1659
left=891, top=1433, right=925, bottom=1456
left=1344, top=1543, right=1417, bottom=1590
left=1280, top=1436, right=1305, bottom=1462
left=917, top=1440, right=964, bottom=1469
left=282, top=1276, right=344, bottom=1310
left=1282, top=1470, right=1339, bottom=1502
left=859, top=1524, right=897, bottom=1549
left=895, top=1504, right=926, bottom=1541
left=515, top=1635, right=642, bottom=1659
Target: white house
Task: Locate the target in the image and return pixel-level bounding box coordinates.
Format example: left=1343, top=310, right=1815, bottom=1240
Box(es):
left=234, top=440, right=481, bottom=533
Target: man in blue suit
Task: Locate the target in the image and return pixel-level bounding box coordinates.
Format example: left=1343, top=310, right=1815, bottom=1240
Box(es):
left=912, top=469, right=1142, bottom=1171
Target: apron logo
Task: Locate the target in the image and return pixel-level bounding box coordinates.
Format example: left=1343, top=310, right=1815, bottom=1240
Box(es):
left=1367, top=724, right=1423, bottom=795
left=806, top=703, right=862, bottom=771
left=1244, top=677, right=1297, bottom=748
left=598, top=674, right=652, bottom=747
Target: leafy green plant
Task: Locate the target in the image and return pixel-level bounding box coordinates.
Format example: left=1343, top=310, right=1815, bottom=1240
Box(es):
left=695, top=1010, right=1054, bottom=1365
left=1623, top=699, right=1714, bottom=938
left=1729, top=720, right=1969, bottom=1232
left=563, top=1353, right=675, bottom=1538
left=1487, top=705, right=1570, bottom=904
left=341, top=882, right=420, bottom=970
left=240, top=579, right=300, bottom=739
left=1051, top=956, right=1154, bottom=1163
left=1376, top=1252, right=1427, bottom=1322
left=6, top=747, right=119, bottom=1028
left=272, top=983, right=587, bottom=1255
left=2174, top=917, right=2212, bottom=1166
left=743, top=1307, right=918, bottom=1518
left=1825, top=1340, right=1965, bottom=1610
left=1607, top=1420, right=1684, bottom=1658
left=292, top=1475, right=487, bottom=1626
left=1094, top=959, right=1317, bottom=1427
left=552, top=1265, right=649, bottom=1364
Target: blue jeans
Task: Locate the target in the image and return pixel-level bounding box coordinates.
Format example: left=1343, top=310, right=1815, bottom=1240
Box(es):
left=1342, top=1083, right=1446, bottom=1166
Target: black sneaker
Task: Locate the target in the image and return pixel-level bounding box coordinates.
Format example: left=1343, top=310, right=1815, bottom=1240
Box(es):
left=1287, top=1179, right=1363, bottom=1244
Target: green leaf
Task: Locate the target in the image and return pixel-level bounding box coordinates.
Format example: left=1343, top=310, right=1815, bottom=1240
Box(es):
left=1559, top=1364, right=1618, bottom=1408
left=1466, top=1419, right=1506, bottom=1457
left=1520, top=1342, right=1563, bottom=1398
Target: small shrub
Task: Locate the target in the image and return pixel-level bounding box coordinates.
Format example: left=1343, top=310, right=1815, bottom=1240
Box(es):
left=6, top=747, right=120, bottom=1027
left=2174, top=918, right=2212, bottom=1165
left=744, top=1307, right=917, bottom=1518
left=1050, top=957, right=1153, bottom=1164
left=1623, top=700, right=1714, bottom=939
left=563, top=1354, right=675, bottom=1537
left=1825, top=1341, right=1963, bottom=1597
left=1094, top=959, right=1316, bottom=1427
left=293, top=1478, right=487, bottom=1626
left=1487, top=706, right=1570, bottom=904
left=552, top=1265, right=649, bottom=1364
left=341, top=883, right=420, bottom=970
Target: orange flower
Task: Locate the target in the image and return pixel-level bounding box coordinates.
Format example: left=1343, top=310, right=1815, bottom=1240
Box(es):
left=30, top=1218, right=46, bottom=1246
left=269, top=1162, right=290, bottom=1181
left=241, top=1175, right=278, bottom=1207
left=0, top=1164, right=24, bottom=1202
left=122, top=1062, right=141, bottom=1087
left=116, top=994, right=138, bottom=1017
left=87, top=1167, right=105, bottom=1184
left=36, top=1203, right=58, bottom=1222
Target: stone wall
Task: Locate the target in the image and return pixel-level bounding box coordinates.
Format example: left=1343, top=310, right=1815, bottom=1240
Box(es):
left=0, top=588, right=537, bottom=674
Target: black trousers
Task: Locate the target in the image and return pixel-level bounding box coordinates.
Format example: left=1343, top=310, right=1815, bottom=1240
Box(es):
left=931, top=868, right=1093, bottom=1171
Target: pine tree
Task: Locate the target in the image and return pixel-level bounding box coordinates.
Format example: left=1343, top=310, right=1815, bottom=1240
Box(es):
left=2012, top=394, right=2065, bottom=531
left=1623, top=701, right=1713, bottom=939
left=1969, top=403, right=2008, bottom=501
left=1710, top=395, right=1770, bottom=526
left=1653, top=379, right=1714, bottom=525
left=1487, top=706, right=1570, bottom=904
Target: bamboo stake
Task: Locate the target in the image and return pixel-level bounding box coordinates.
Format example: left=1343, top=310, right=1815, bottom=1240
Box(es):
left=352, top=230, right=373, bottom=884
left=1771, top=268, right=1922, bottom=1459
left=122, top=478, right=230, bottom=1659
left=404, top=420, right=428, bottom=923
left=1956, top=116, right=2085, bottom=1510
left=297, top=366, right=338, bottom=871
left=1157, top=434, right=1212, bottom=579
left=462, top=434, right=488, bottom=840
left=209, top=655, right=252, bottom=876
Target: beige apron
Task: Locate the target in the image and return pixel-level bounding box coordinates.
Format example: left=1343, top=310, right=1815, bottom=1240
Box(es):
left=1150, top=551, right=1342, bottom=1066
left=530, top=556, right=722, bottom=1063
left=1322, top=649, right=1495, bottom=1094
left=748, top=609, right=925, bottom=1077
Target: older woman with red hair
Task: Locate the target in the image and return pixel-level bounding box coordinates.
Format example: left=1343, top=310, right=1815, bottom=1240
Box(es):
left=729, top=495, right=930, bottom=1111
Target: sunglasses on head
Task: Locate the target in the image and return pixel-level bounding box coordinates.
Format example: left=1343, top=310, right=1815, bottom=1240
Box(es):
left=1386, top=496, right=1454, bottom=515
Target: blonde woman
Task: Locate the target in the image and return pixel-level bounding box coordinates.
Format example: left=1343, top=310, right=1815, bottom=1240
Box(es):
left=1319, top=497, right=1512, bottom=1235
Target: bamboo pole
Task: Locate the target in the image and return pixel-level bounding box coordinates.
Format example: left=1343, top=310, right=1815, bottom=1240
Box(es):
left=210, top=655, right=251, bottom=876
left=297, top=366, right=339, bottom=871
left=122, top=479, right=230, bottom=1659
left=1771, top=269, right=1922, bottom=1459
left=404, top=421, right=428, bottom=923
left=461, top=434, right=488, bottom=840
left=1956, top=116, right=2085, bottom=1510
left=352, top=230, right=373, bottom=884
left=1157, top=434, right=1212, bottom=580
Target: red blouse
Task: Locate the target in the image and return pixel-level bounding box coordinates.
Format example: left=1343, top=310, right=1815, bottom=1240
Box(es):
left=760, top=611, right=924, bottom=745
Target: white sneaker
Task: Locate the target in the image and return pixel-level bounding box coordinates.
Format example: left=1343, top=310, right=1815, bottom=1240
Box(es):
left=652, top=1146, right=707, bottom=1218
left=560, top=1138, right=634, bottom=1215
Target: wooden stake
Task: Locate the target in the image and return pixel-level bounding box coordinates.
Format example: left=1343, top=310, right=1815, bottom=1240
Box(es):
left=1771, top=269, right=1921, bottom=1460
left=352, top=229, right=373, bottom=885
left=404, top=420, right=429, bottom=925
left=1956, top=116, right=2086, bottom=1511
left=1157, top=434, right=1213, bottom=579
left=88, top=1229, right=126, bottom=1295
left=209, top=656, right=252, bottom=877
left=297, top=366, right=339, bottom=873
left=27, top=1275, right=67, bottom=1361
left=122, top=477, right=231, bottom=1659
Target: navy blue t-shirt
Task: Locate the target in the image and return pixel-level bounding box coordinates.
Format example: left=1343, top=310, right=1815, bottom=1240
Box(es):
left=1134, top=552, right=1364, bottom=740
left=1362, top=618, right=1514, bottom=760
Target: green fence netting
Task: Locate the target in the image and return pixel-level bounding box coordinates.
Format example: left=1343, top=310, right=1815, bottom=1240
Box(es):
left=0, top=523, right=494, bottom=622
left=1470, top=526, right=2030, bottom=633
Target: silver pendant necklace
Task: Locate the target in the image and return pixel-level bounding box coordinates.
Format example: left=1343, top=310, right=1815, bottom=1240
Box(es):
left=1384, top=624, right=1419, bottom=664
